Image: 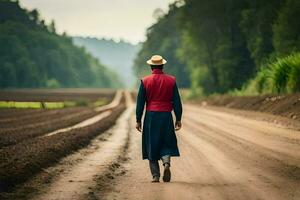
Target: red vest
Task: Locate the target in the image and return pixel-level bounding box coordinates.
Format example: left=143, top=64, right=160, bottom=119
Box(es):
left=142, top=69, right=175, bottom=112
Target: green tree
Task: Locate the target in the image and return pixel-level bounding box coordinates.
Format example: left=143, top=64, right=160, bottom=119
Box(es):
left=273, top=0, right=300, bottom=56
left=133, top=4, right=190, bottom=88
left=0, top=0, right=120, bottom=88
left=239, top=0, right=285, bottom=67
left=178, top=0, right=254, bottom=94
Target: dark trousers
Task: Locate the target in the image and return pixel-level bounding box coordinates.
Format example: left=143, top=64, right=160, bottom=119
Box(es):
left=149, top=155, right=170, bottom=177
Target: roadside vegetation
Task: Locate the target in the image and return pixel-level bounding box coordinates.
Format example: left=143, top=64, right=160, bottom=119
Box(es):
left=231, top=53, right=300, bottom=96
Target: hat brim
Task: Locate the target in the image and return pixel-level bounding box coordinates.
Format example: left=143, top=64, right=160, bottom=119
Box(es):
left=146, top=59, right=167, bottom=65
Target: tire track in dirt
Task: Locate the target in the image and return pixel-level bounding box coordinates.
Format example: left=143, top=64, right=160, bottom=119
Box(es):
left=181, top=124, right=297, bottom=200
left=184, top=106, right=300, bottom=168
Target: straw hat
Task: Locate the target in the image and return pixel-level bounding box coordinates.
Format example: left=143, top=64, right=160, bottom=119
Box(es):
left=146, top=55, right=167, bottom=65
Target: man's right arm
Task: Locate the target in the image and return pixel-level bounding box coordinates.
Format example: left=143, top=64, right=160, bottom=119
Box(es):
left=136, top=80, right=146, bottom=131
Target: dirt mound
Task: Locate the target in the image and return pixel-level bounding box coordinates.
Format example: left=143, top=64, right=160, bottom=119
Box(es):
left=198, top=94, right=300, bottom=121
left=0, top=102, right=126, bottom=192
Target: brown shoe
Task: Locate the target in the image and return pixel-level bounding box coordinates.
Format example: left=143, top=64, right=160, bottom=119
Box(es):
left=163, top=164, right=171, bottom=182
left=151, top=176, right=160, bottom=183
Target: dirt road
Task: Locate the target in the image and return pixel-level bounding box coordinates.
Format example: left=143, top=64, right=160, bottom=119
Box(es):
left=106, top=104, right=300, bottom=200
left=27, top=96, right=300, bottom=200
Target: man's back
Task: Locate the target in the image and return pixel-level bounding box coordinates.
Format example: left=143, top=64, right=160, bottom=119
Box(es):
left=142, top=69, right=176, bottom=112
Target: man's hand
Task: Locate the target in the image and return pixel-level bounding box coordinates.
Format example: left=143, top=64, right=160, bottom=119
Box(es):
left=136, top=122, right=142, bottom=132
left=175, top=121, right=182, bottom=131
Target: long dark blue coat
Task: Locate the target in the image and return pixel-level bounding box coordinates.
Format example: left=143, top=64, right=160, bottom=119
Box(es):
left=136, top=80, right=182, bottom=161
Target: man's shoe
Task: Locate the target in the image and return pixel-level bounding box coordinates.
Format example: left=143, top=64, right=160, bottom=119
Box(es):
left=163, top=164, right=171, bottom=182
left=151, top=176, right=160, bottom=183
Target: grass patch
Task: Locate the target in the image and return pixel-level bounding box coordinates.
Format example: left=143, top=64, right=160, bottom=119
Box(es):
left=230, top=52, right=300, bottom=96
left=0, top=97, right=109, bottom=109
left=93, top=98, right=108, bottom=107
left=0, top=101, right=42, bottom=109
left=0, top=101, right=75, bottom=109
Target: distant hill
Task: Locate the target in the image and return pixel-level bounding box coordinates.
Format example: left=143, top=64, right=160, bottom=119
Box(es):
left=73, top=37, right=141, bottom=87
left=0, top=0, right=120, bottom=88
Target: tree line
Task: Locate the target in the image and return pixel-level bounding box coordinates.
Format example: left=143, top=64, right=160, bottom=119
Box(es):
left=0, top=0, right=121, bottom=88
left=134, top=0, right=300, bottom=95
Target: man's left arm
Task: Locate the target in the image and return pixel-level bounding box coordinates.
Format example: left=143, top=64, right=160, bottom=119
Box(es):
left=173, top=82, right=182, bottom=131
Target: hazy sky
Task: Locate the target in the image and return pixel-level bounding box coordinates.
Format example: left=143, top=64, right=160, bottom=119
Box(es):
left=20, top=0, right=175, bottom=44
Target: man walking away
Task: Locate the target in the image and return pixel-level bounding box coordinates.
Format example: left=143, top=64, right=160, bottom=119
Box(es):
left=136, top=55, right=182, bottom=183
